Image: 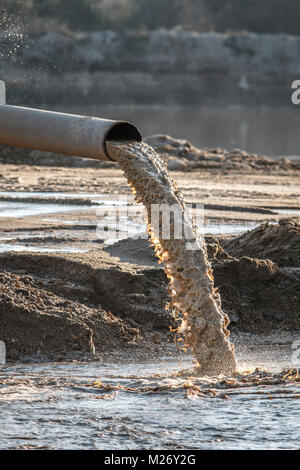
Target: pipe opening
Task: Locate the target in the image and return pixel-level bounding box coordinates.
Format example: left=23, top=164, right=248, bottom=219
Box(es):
left=104, top=121, right=142, bottom=161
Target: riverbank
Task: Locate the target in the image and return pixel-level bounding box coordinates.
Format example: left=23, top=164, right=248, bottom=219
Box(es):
left=1, top=134, right=300, bottom=170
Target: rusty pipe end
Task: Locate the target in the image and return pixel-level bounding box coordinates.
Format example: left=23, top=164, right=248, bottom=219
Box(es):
left=104, top=121, right=142, bottom=161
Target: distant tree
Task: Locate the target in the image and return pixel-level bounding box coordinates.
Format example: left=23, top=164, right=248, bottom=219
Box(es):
left=130, top=0, right=183, bottom=31
left=0, top=0, right=33, bottom=21
left=0, top=0, right=34, bottom=32
left=202, top=0, right=300, bottom=36
left=180, top=0, right=213, bottom=32
left=0, top=0, right=33, bottom=14
left=33, top=0, right=99, bottom=30
left=89, top=0, right=135, bottom=31
left=2, top=0, right=300, bottom=36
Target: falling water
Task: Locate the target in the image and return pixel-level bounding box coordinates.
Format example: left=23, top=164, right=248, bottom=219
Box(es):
left=107, top=140, right=237, bottom=376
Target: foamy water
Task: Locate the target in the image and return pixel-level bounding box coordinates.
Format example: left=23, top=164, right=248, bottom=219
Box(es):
left=108, top=141, right=236, bottom=375
left=0, top=356, right=299, bottom=450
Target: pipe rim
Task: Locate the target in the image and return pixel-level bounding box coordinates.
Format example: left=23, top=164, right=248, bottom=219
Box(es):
left=103, top=121, right=142, bottom=161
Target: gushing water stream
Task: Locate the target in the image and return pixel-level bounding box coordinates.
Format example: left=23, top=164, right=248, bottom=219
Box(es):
left=107, top=141, right=237, bottom=376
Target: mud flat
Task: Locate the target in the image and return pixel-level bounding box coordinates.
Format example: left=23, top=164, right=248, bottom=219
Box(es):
left=0, top=249, right=176, bottom=362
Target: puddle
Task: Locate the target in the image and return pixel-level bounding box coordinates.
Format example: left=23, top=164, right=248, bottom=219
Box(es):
left=276, top=209, right=300, bottom=215
left=0, top=201, right=95, bottom=218
left=0, top=229, right=93, bottom=253
left=0, top=231, right=81, bottom=240
left=0, top=244, right=88, bottom=253
left=203, top=223, right=258, bottom=236
left=0, top=192, right=137, bottom=219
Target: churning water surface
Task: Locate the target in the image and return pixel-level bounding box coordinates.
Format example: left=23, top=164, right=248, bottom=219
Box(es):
left=0, top=356, right=299, bottom=450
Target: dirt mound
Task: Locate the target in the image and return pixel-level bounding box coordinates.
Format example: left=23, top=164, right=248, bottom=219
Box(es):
left=0, top=269, right=140, bottom=362
left=1, top=134, right=299, bottom=174
left=213, top=257, right=300, bottom=332
left=0, top=145, right=114, bottom=168
left=103, top=235, right=157, bottom=266
left=223, top=218, right=300, bottom=267
left=206, top=221, right=300, bottom=330
left=145, top=134, right=299, bottom=173
left=0, top=251, right=175, bottom=362
left=108, top=234, right=300, bottom=333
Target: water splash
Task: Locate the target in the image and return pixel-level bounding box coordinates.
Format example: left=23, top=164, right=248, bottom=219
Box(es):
left=107, top=140, right=237, bottom=376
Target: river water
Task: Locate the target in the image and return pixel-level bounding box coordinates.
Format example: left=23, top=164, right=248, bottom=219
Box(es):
left=1, top=350, right=299, bottom=450
left=56, top=105, right=300, bottom=159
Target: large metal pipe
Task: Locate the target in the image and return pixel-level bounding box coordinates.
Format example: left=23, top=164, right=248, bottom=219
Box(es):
left=0, top=104, right=141, bottom=162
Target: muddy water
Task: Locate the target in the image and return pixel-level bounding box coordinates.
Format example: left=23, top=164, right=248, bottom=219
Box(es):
left=107, top=141, right=237, bottom=376
left=1, top=355, right=299, bottom=450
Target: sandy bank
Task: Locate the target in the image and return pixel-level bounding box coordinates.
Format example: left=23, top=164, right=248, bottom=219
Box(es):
left=1, top=134, right=299, bottom=173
